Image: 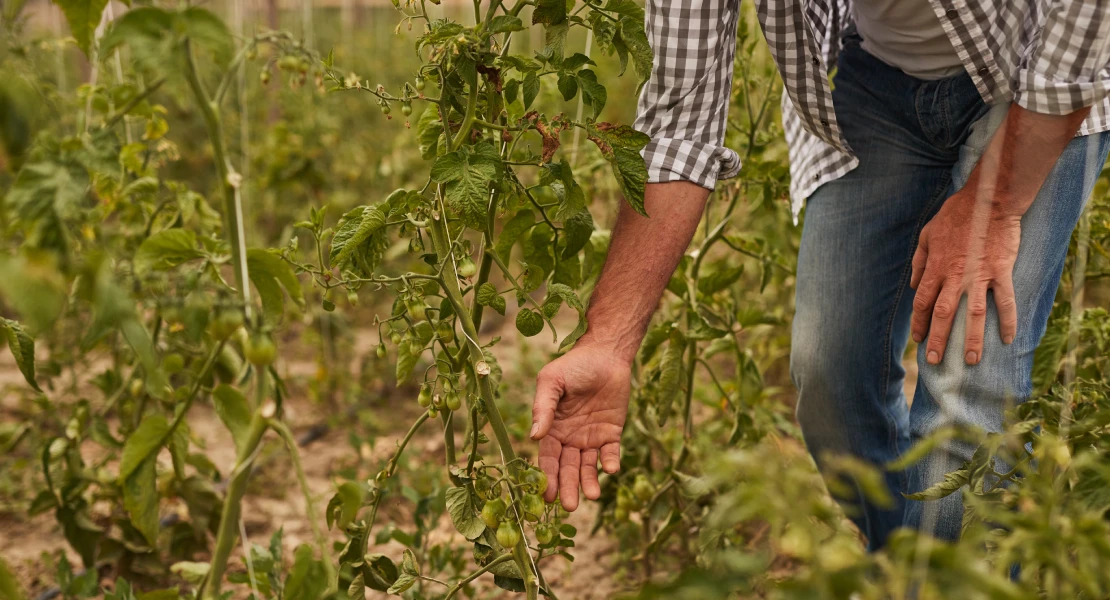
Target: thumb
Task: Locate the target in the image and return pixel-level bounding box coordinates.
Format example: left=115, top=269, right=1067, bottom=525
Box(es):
left=530, top=369, right=563, bottom=440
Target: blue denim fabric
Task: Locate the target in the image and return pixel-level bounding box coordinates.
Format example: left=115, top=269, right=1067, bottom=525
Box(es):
left=790, top=37, right=1110, bottom=550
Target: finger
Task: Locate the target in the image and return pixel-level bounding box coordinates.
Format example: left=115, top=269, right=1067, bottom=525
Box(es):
left=530, top=369, right=563, bottom=440
left=538, top=436, right=562, bottom=504
left=910, top=236, right=928, bottom=290
left=580, top=449, right=601, bottom=500
left=925, top=285, right=961, bottom=365
left=911, top=273, right=942, bottom=344
left=558, top=446, right=581, bottom=512
left=599, top=442, right=621, bottom=474
left=963, top=284, right=988, bottom=365
left=992, top=278, right=1018, bottom=345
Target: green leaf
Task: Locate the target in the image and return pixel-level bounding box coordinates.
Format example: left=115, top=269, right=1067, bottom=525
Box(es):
left=430, top=143, right=504, bottom=231
left=170, top=562, right=210, bottom=586
left=100, top=7, right=177, bottom=73
left=698, top=262, right=744, bottom=296
left=285, top=545, right=327, bottom=600
left=395, top=339, right=421, bottom=384
left=122, top=454, right=159, bottom=546
left=387, top=549, right=420, bottom=595
left=330, top=205, right=388, bottom=275
left=515, top=308, right=545, bottom=337
left=561, top=209, right=594, bottom=259
left=656, top=334, right=685, bottom=425
left=488, top=15, right=525, bottom=33
left=212, top=384, right=252, bottom=456
left=587, top=123, right=650, bottom=216
left=120, top=414, right=169, bottom=483
left=532, top=0, right=567, bottom=25
left=557, top=73, right=578, bottom=101
left=416, top=104, right=445, bottom=160
left=247, top=248, right=306, bottom=324
left=576, top=70, right=607, bottom=117
left=523, top=72, right=540, bottom=109
left=541, top=160, right=586, bottom=221
left=363, top=554, right=399, bottom=592
left=326, top=482, right=365, bottom=531
left=494, top=210, right=535, bottom=259
left=0, top=555, right=26, bottom=600
left=178, top=7, right=233, bottom=67
left=0, top=318, right=40, bottom=391
left=618, top=15, right=653, bottom=91
left=904, top=468, right=969, bottom=501
left=134, top=229, right=204, bottom=274
left=446, top=486, right=486, bottom=540
left=5, top=159, right=88, bottom=226
left=476, top=283, right=507, bottom=316
left=52, top=0, right=109, bottom=57
left=602, top=0, right=644, bottom=21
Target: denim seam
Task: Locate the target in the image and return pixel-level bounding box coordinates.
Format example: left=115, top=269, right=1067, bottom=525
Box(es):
left=884, top=171, right=953, bottom=457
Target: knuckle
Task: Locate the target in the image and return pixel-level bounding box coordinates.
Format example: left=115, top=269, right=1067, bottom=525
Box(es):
left=933, top=302, right=954, bottom=319
left=965, top=335, right=983, bottom=347
left=968, top=302, right=987, bottom=317
left=913, top=295, right=932, bottom=311
left=996, top=295, right=1017, bottom=311
left=929, top=335, right=947, bottom=348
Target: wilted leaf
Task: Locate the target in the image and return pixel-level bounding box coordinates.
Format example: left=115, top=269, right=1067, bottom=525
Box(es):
left=446, top=486, right=486, bottom=540
left=52, top=0, right=109, bottom=57
left=247, top=248, right=305, bottom=323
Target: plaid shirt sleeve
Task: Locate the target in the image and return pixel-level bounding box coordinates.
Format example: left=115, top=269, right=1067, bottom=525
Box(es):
left=1015, top=0, right=1110, bottom=115
left=633, top=0, right=743, bottom=191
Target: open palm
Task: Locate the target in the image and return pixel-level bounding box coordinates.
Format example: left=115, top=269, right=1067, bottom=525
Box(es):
left=530, top=345, right=631, bottom=511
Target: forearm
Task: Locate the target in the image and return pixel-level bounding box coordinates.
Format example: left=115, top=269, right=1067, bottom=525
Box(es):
left=969, top=104, right=1091, bottom=216
left=576, top=181, right=710, bottom=364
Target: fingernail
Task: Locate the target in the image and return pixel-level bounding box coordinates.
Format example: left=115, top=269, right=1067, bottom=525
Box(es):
left=1003, top=335, right=1014, bottom=344
left=912, top=332, right=923, bottom=343
left=529, top=424, right=539, bottom=438
left=927, top=350, right=939, bottom=364
left=965, top=351, right=977, bottom=364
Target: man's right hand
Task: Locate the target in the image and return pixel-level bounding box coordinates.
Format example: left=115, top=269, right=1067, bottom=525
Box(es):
left=529, top=343, right=631, bottom=511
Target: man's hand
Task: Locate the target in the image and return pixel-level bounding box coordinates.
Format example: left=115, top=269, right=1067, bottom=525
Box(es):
left=527, top=181, right=710, bottom=511
left=909, top=104, right=1090, bottom=366
left=529, top=343, right=631, bottom=511
left=910, top=193, right=1021, bottom=365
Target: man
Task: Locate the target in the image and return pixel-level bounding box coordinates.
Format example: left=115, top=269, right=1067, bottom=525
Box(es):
left=529, top=0, right=1110, bottom=549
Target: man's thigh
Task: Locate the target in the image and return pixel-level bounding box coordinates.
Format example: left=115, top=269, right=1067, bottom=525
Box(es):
left=908, top=103, right=1110, bottom=539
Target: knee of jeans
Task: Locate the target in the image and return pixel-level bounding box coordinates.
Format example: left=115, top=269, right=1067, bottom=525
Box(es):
left=790, top=333, right=843, bottom=437
left=916, top=343, right=1031, bottom=435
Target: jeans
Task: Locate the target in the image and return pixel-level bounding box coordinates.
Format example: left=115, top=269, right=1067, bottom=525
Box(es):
left=790, top=38, right=1110, bottom=549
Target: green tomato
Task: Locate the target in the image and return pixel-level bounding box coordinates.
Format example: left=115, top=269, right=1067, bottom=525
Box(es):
left=481, top=498, right=506, bottom=529
left=444, top=392, right=461, bottom=411
left=614, top=507, right=629, bottom=522
left=401, top=102, right=413, bottom=117
left=616, top=487, right=634, bottom=511
left=406, top=298, right=427, bottom=321
left=163, top=353, right=185, bottom=375
left=522, top=493, right=544, bottom=522
left=496, top=521, right=521, bottom=549
left=245, top=333, right=277, bottom=367
left=417, top=386, right=432, bottom=408
left=535, top=524, right=555, bottom=545
left=522, top=469, right=548, bottom=495
left=209, top=309, right=244, bottom=341
left=436, top=320, right=455, bottom=343
left=457, top=256, right=477, bottom=278
left=260, top=69, right=271, bottom=85
left=380, top=104, right=391, bottom=115
left=390, top=331, right=403, bottom=345
left=414, top=78, right=426, bottom=92
left=633, top=475, right=655, bottom=503
left=375, top=345, right=387, bottom=359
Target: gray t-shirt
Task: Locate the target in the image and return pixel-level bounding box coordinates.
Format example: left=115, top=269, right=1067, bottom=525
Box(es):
left=853, top=0, right=964, bottom=80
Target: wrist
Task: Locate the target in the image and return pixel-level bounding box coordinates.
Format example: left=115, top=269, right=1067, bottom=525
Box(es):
left=573, top=327, right=639, bottom=367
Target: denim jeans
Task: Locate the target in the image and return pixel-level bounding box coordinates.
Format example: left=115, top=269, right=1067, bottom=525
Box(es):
left=790, top=38, right=1110, bottom=549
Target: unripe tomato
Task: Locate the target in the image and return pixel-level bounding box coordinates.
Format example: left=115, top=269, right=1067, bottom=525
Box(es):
left=375, top=345, right=387, bottom=359
left=442, top=378, right=453, bottom=392
left=457, top=256, right=477, bottom=278
left=380, top=104, right=391, bottom=115
left=401, top=102, right=412, bottom=117
left=346, top=290, right=359, bottom=306
left=633, top=475, right=654, bottom=503
left=616, top=487, right=634, bottom=511
left=260, top=69, right=271, bottom=85
left=481, top=498, right=506, bottom=529
left=522, top=493, right=544, bottom=521
left=436, top=320, right=455, bottom=343
left=209, top=310, right=244, bottom=341
left=408, top=237, right=424, bottom=253
left=614, top=507, right=629, bottom=522
left=129, top=379, right=144, bottom=398
left=390, top=331, right=403, bottom=345
left=522, top=469, right=548, bottom=495
left=496, top=521, right=521, bottom=549
left=406, top=298, right=427, bottom=321
left=163, top=353, right=185, bottom=375
left=414, top=78, right=426, bottom=92
left=417, top=386, right=432, bottom=408
left=245, top=333, right=277, bottom=367
left=444, top=392, right=461, bottom=411
left=535, top=524, right=555, bottom=545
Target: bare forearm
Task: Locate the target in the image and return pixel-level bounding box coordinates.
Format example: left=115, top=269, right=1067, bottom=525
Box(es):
left=577, top=181, right=710, bottom=364
left=970, top=104, right=1091, bottom=216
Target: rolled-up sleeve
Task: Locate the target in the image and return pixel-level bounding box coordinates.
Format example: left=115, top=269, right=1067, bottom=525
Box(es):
left=1015, top=0, right=1110, bottom=115
left=633, top=0, right=742, bottom=191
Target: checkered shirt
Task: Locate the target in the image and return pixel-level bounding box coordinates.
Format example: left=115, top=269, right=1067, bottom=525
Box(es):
left=633, top=0, right=1110, bottom=217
